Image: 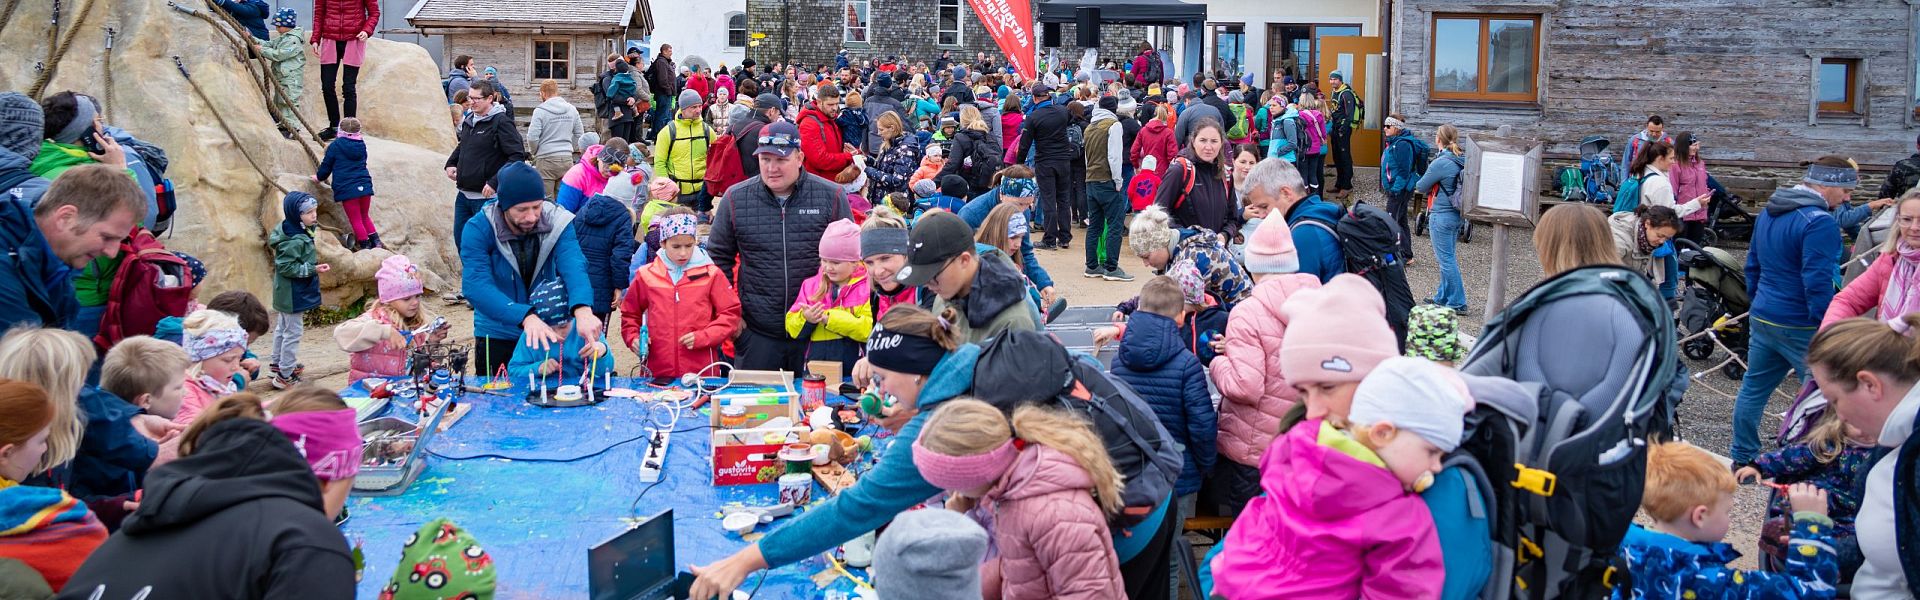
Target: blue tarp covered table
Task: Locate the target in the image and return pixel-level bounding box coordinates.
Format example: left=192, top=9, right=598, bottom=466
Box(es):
left=340, top=378, right=870, bottom=598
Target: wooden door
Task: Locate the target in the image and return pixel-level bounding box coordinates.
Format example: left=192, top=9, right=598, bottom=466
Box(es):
left=1319, top=36, right=1383, bottom=168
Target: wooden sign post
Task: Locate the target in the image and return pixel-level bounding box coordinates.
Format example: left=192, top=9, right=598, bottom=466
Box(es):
left=1454, top=129, right=1544, bottom=321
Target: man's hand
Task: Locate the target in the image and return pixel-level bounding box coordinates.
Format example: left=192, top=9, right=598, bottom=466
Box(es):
left=481, top=184, right=495, bottom=197
left=1870, top=197, right=1896, bottom=211
left=1787, top=482, right=1829, bottom=516
left=679, top=332, right=698, bottom=349
left=521, top=314, right=563, bottom=351
left=445, top=166, right=459, bottom=181
left=89, top=131, right=127, bottom=170
left=575, top=309, right=604, bottom=344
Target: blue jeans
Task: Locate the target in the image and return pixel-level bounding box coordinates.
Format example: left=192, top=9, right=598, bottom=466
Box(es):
left=453, top=193, right=487, bottom=251
left=1661, top=253, right=1680, bottom=300
left=1427, top=207, right=1467, bottom=310
left=1730, top=320, right=1815, bottom=463
left=1085, top=180, right=1125, bottom=271
left=650, top=92, right=675, bottom=132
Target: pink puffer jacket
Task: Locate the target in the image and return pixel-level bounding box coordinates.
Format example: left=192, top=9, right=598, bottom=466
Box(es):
left=1208, top=274, right=1321, bottom=466
left=1210, top=419, right=1444, bottom=600
left=983, top=446, right=1125, bottom=600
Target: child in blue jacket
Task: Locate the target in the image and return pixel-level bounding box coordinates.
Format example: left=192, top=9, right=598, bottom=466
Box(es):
left=1107, top=276, right=1216, bottom=519
left=316, top=117, right=381, bottom=249
left=508, top=279, right=615, bottom=387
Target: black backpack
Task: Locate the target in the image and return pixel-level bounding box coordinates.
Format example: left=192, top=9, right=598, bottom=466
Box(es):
left=963, top=130, right=1000, bottom=190
left=1294, top=202, right=1415, bottom=347
left=1460, top=265, right=1680, bottom=598
left=971, top=329, right=1182, bottom=528
left=1143, top=54, right=1163, bottom=86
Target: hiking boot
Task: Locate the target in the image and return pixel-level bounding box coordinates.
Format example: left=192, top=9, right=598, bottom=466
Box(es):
left=1103, top=268, right=1135, bottom=282
left=1083, top=267, right=1108, bottom=278
left=316, top=127, right=337, bottom=141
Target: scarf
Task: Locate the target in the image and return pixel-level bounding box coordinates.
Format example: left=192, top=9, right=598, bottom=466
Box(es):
left=1635, top=220, right=1657, bottom=256
left=1881, top=241, right=1920, bottom=321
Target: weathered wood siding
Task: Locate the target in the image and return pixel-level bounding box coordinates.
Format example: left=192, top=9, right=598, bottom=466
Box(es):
left=1391, top=0, right=1919, bottom=168
left=446, top=34, right=618, bottom=110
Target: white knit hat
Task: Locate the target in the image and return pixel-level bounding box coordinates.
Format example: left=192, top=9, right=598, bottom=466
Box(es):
left=1348, top=356, right=1474, bottom=452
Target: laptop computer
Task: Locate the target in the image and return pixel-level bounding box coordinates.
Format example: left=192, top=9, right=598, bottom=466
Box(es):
left=590, top=509, right=693, bottom=600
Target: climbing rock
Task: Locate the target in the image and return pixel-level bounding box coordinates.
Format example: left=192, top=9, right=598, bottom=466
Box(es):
left=0, top=0, right=465, bottom=308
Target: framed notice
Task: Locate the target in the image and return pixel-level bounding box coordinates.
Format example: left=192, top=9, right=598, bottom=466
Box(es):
left=1456, top=134, right=1545, bottom=228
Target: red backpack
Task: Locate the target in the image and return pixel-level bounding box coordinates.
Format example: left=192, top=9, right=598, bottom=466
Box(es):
left=703, top=131, right=747, bottom=198
left=93, top=228, right=196, bottom=351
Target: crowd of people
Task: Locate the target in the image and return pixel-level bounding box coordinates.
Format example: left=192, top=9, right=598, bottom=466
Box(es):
left=0, top=6, right=1918, bottom=595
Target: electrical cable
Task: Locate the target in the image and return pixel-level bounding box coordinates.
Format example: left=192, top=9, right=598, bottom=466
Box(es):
left=428, top=421, right=710, bottom=462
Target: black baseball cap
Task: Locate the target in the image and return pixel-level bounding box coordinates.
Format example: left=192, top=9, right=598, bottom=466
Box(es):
left=895, top=211, right=975, bottom=287
left=755, top=121, right=802, bottom=157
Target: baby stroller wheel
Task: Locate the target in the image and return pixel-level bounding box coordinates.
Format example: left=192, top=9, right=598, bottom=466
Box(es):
left=1416, top=211, right=1429, bottom=237
left=1460, top=221, right=1473, bottom=243
left=1721, top=361, right=1747, bottom=381
left=1682, top=337, right=1714, bottom=361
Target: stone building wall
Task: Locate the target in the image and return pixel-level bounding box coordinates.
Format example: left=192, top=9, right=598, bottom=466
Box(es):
left=744, top=0, right=1146, bottom=72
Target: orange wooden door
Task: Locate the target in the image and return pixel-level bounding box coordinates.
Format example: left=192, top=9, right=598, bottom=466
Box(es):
left=1319, top=36, right=1384, bottom=168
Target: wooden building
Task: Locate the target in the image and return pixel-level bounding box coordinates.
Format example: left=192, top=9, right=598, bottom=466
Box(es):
left=1388, top=0, right=1920, bottom=196
left=405, top=0, right=653, bottom=112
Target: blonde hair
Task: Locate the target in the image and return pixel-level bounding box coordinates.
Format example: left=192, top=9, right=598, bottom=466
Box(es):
left=876, top=111, right=906, bottom=146
left=1301, top=96, right=1323, bottom=111
left=1435, top=123, right=1463, bottom=155
left=1801, top=410, right=1857, bottom=464
left=919, top=399, right=1125, bottom=514
left=0, top=327, right=96, bottom=471
left=1881, top=189, right=1920, bottom=254
left=1808, top=314, right=1920, bottom=391
left=958, top=105, right=989, bottom=133
left=863, top=205, right=907, bottom=230
left=101, top=336, right=192, bottom=407
left=182, top=309, right=243, bottom=378
left=1641, top=441, right=1736, bottom=523
left=1533, top=204, right=1620, bottom=276
left=974, top=202, right=1021, bottom=252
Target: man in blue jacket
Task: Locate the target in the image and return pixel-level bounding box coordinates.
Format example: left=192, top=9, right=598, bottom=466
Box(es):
left=1243, top=158, right=1344, bottom=283
left=1380, top=115, right=1424, bottom=262
left=1730, top=157, right=1855, bottom=467
left=460, top=161, right=600, bottom=377
left=0, top=164, right=144, bottom=336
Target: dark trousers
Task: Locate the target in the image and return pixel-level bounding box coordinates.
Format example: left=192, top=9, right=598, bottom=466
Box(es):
left=474, top=337, right=519, bottom=382
left=735, top=327, right=807, bottom=374
left=1036, top=161, right=1074, bottom=245
left=610, top=118, right=643, bottom=148
left=319, top=41, right=359, bottom=127
left=1331, top=128, right=1354, bottom=191
left=1086, top=180, right=1125, bottom=271
left=1199, top=459, right=1262, bottom=517
left=804, top=337, right=863, bottom=382
left=1119, top=502, right=1178, bottom=600
left=1069, top=158, right=1088, bottom=226
left=1386, top=189, right=1416, bottom=261
left=678, top=191, right=712, bottom=214
left=453, top=193, right=488, bottom=250
left=649, top=92, right=675, bottom=132
left=1299, top=153, right=1325, bottom=192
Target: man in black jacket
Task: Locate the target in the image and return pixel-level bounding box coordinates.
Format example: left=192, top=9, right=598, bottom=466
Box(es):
left=707, top=121, right=852, bottom=372
left=941, top=65, right=976, bottom=107
left=1018, top=86, right=1076, bottom=250
left=648, top=45, right=680, bottom=135
left=1883, top=132, right=1920, bottom=201
left=731, top=93, right=782, bottom=179
left=862, top=73, right=909, bottom=153
left=444, top=79, right=527, bottom=257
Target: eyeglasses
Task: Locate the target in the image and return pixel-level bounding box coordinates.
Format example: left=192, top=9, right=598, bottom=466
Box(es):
left=757, top=135, right=798, bottom=146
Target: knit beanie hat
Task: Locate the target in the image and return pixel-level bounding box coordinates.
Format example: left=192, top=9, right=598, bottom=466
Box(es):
left=938, top=174, right=969, bottom=199
left=376, top=255, right=425, bottom=303
left=872, top=509, right=987, bottom=600
left=495, top=162, right=546, bottom=209
left=381, top=519, right=497, bottom=600
left=271, top=7, right=297, bottom=28
left=1348, top=356, right=1473, bottom=453
left=649, top=176, right=677, bottom=201
left=1406, top=305, right=1465, bottom=363
left=1127, top=206, right=1178, bottom=258
left=911, top=179, right=938, bottom=198
left=819, top=219, right=862, bottom=262
left=530, top=278, right=572, bottom=325
left=1279, top=274, right=1396, bottom=384
left=0, top=93, right=42, bottom=159
left=602, top=171, right=642, bottom=205
left=677, top=89, right=703, bottom=112
left=1242, top=216, right=1300, bottom=275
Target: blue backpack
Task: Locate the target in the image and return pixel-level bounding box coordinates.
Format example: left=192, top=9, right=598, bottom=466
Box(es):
left=1612, top=171, right=1661, bottom=213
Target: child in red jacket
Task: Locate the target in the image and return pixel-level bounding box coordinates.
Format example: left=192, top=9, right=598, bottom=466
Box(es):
left=620, top=209, right=742, bottom=380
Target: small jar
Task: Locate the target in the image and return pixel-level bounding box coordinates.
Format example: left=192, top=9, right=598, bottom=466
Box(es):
left=719, top=406, right=748, bottom=428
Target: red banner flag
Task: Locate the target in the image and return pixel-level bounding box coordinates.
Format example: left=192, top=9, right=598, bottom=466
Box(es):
left=966, top=0, right=1038, bottom=80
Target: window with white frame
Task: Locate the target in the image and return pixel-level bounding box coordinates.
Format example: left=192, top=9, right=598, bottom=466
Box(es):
left=938, top=0, right=963, bottom=46
left=727, top=13, right=747, bottom=48
left=844, top=0, right=870, bottom=44
left=533, top=39, right=569, bottom=81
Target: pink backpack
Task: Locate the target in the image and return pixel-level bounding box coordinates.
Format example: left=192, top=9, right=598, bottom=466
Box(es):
left=1300, top=110, right=1327, bottom=155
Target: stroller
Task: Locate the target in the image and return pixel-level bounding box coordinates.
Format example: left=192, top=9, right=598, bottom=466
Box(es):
left=1688, top=175, right=1757, bottom=246
left=1553, top=135, right=1621, bottom=205
left=1675, top=238, right=1752, bottom=380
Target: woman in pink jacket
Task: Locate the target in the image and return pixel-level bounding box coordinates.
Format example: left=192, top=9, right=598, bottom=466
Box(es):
left=1210, top=357, right=1468, bottom=600
left=1668, top=132, right=1712, bottom=243
left=1000, top=96, right=1024, bottom=165
left=915, top=399, right=1126, bottom=600
left=1205, top=217, right=1322, bottom=515
left=1825, top=191, right=1920, bottom=328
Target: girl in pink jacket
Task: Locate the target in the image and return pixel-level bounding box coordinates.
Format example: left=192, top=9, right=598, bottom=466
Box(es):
left=1210, top=355, right=1470, bottom=600
left=333, top=255, right=445, bottom=383
left=1207, top=216, right=1322, bottom=514
left=785, top=220, right=873, bottom=377
left=914, top=398, right=1127, bottom=600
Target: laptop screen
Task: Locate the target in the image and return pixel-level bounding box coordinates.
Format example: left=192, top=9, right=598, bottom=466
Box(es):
left=589, top=509, right=675, bottom=600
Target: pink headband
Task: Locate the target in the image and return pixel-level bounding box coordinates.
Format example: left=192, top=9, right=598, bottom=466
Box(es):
left=912, top=438, right=1018, bottom=493
left=271, top=408, right=363, bottom=482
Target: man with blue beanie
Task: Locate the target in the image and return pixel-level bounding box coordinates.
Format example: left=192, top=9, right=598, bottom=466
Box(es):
left=460, top=161, right=600, bottom=377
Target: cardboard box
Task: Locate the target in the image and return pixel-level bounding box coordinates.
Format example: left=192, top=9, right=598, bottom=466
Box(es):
left=709, top=370, right=802, bottom=486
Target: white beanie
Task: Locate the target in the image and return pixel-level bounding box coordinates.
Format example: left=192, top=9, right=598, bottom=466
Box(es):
left=1348, top=357, right=1474, bottom=452
left=602, top=171, right=643, bottom=204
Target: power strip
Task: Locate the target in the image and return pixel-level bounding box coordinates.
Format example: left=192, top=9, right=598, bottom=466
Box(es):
left=638, top=428, right=670, bottom=483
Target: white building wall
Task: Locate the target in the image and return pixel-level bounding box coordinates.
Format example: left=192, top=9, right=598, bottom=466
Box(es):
left=1152, top=0, right=1375, bottom=87
left=648, top=0, right=749, bottom=72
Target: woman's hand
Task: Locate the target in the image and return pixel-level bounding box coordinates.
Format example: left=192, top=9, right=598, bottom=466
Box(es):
left=689, top=546, right=768, bottom=600
left=679, top=332, right=698, bottom=349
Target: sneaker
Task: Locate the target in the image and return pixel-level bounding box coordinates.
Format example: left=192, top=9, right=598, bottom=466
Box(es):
left=290, top=363, right=306, bottom=383
left=316, top=127, right=337, bottom=141
left=270, top=375, right=294, bottom=390
left=1103, top=268, right=1135, bottom=282
left=1059, top=239, right=1072, bottom=250
left=1036, top=241, right=1059, bottom=251
left=1083, top=267, right=1107, bottom=278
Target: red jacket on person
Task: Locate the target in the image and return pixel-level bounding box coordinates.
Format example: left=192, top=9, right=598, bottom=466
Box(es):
left=797, top=107, right=853, bottom=181
left=312, top=0, right=378, bottom=41
left=620, top=258, right=742, bottom=379
left=1130, top=118, right=1177, bottom=176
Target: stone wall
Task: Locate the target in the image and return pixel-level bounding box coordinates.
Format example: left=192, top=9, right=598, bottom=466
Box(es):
left=1536, top=159, right=1897, bottom=206
left=743, top=0, right=1144, bottom=72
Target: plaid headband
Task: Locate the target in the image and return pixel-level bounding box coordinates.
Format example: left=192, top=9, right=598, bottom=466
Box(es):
left=186, top=326, right=249, bottom=362
left=999, top=177, right=1037, bottom=198
left=656, top=213, right=698, bottom=240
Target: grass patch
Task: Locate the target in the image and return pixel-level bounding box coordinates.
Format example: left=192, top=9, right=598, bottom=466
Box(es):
left=305, top=295, right=370, bottom=328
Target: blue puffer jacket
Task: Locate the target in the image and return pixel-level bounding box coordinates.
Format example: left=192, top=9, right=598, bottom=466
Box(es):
left=70, top=387, right=158, bottom=500
left=1109, top=311, right=1217, bottom=496
left=572, top=194, right=638, bottom=316
left=0, top=196, right=77, bottom=335
left=959, top=190, right=1054, bottom=291
left=316, top=135, right=375, bottom=201
left=214, top=0, right=271, bottom=40
left=759, top=344, right=982, bottom=567
left=1746, top=186, right=1841, bottom=327
left=460, top=201, right=597, bottom=340
left=1284, top=194, right=1347, bottom=283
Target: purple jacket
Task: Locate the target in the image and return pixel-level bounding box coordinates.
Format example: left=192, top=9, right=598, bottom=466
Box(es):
left=1209, top=418, right=1444, bottom=599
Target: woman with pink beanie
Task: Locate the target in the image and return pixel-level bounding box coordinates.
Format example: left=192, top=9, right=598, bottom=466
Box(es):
left=332, top=255, right=445, bottom=382
left=785, top=219, right=873, bottom=378
left=1275, top=273, right=1402, bottom=430
left=1202, top=217, right=1325, bottom=515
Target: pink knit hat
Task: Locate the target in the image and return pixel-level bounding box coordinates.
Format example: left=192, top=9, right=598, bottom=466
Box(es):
left=819, top=219, right=862, bottom=262
left=376, top=255, right=424, bottom=303
left=649, top=177, right=678, bottom=202
left=912, top=438, right=1018, bottom=493
left=1279, top=274, right=1397, bottom=384
left=1242, top=217, right=1299, bottom=275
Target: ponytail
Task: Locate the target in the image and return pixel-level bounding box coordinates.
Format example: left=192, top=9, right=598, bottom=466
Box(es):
left=1009, top=404, right=1126, bottom=515
left=1807, top=314, right=1920, bottom=392
left=178, top=392, right=268, bottom=456
left=877, top=304, right=960, bottom=352
left=1435, top=124, right=1463, bottom=156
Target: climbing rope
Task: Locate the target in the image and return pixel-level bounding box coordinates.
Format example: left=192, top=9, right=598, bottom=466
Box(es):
left=174, top=56, right=288, bottom=196
left=102, top=27, right=115, bottom=123
left=165, top=1, right=321, bottom=165
left=0, top=0, right=25, bottom=40
left=195, top=1, right=327, bottom=145
left=28, top=0, right=98, bottom=99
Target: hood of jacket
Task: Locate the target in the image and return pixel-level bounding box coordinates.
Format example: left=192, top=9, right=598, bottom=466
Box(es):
left=121, top=418, right=324, bottom=535
left=914, top=343, right=983, bottom=411
left=330, top=134, right=367, bottom=163
left=657, top=246, right=715, bottom=282
left=1765, top=185, right=1831, bottom=217
left=1091, top=108, right=1118, bottom=125
left=466, top=102, right=508, bottom=126
left=1117, top=310, right=1183, bottom=371
left=993, top=446, right=1096, bottom=503
left=578, top=193, right=631, bottom=227
left=1141, top=118, right=1169, bottom=134
left=963, top=245, right=1030, bottom=329
left=1267, top=419, right=1415, bottom=522
left=485, top=201, right=578, bottom=281
left=535, top=96, right=575, bottom=116
left=279, top=191, right=313, bottom=237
